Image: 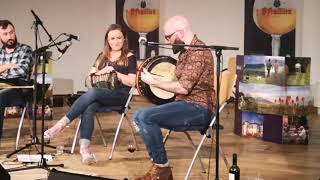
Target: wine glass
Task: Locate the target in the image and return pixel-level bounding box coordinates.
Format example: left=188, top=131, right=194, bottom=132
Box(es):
left=253, top=0, right=297, bottom=56
left=127, top=144, right=136, bottom=160
left=123, top=0, right=160, bottom=59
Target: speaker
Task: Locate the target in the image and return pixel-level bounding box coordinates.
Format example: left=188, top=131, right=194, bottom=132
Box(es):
left=48, top=168, right=117, bottom=180
left=0, top=164, right=10, bottom=180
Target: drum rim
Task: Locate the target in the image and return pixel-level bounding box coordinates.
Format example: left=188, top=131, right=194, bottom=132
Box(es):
left=136, top=55, right=177, bottom=105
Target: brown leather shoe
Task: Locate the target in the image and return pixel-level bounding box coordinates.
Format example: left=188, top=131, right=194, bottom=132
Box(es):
left=135, top=164, right=173, bottom=180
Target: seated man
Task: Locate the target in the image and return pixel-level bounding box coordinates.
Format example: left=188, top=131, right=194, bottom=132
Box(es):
left=134, top=16, right=216, bottom=179
left=0, top=20, right=33, bottom=140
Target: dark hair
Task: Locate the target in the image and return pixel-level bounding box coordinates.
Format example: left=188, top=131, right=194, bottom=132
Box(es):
left=0, top=20, right=14, bottom=29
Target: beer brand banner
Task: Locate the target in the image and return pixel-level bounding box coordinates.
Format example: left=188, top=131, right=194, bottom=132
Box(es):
left=244, top=0, right=296, bottom=57
left=116, top=0, right=159, bottom=60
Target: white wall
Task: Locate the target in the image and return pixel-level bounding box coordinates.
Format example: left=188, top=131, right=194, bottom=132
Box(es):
left=300, top=0, right=320, bottom=108
left=160, top=0, right=244, bottom=69
left=301, top=0, right=320, bottom=84
left=0, top=0, right=319, bottom=96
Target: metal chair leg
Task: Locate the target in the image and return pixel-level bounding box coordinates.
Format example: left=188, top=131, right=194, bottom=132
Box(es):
left=163, top=130, right=206, bottom=174
left=184, top=130, right=229, bottom=180
left=184, top=132, right=206, bottom=173
left=15, top=107, right=27, bottom=150
left=185, top=134, right=207, bottom=180
left=71, top=115, right=108, bottom=153
left=71, top=119, right=81, bottom=154
left=108, top=113, right=125, bottom=160
left=108, top=87, right=135, bottom=159
left=163, top=130, right=171, bottom=144
left=213, top=138, right=229, bottom=169
left=95, top=115, right=107, bottom=147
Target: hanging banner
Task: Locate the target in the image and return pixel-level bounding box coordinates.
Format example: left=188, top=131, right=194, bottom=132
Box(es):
left=116, top=0, right=159, bottom=60
left=244, top=0, right=296, bottom=56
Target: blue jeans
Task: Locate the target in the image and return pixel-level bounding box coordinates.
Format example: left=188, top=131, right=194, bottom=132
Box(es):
left=134, top=101, right=214, bottom=164
left=0, top=89, right=27, bottom=139
left=66, top=88, right=128, bottom=140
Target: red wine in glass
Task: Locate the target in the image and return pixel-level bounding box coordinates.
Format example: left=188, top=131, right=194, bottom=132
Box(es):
left=127, top=144, right=136, bottom=153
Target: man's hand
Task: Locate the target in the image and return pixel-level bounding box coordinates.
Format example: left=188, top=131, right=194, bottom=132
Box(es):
left=141, top=68, right=156, bottom=85
left=0, top=64, right=18, bottom=75
left=8, top=64, right=18, bottom=69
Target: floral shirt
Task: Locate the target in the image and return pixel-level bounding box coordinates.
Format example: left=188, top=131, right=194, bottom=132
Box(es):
left=175, top=35, right=216, bottom=112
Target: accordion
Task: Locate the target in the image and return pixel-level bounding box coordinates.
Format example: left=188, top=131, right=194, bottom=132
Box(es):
left=85, top=71, right=122, bottom=90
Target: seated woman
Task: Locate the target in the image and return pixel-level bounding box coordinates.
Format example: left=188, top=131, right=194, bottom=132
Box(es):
left=44, top=24, right=137, bottom=165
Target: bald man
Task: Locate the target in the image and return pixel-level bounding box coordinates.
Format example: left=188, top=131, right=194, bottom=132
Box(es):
left=133, top=16, right=216, bottom=179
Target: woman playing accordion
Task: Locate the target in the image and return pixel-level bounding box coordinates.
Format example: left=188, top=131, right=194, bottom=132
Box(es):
left=44, top=24, right=137, bottom=165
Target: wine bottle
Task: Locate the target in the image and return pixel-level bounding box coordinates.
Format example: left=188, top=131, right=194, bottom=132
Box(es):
left=229, top=153, right=240, bottom=180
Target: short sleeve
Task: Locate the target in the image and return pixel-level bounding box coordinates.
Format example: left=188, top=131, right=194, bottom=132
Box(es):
left=127, top=55, right=137, bottom=74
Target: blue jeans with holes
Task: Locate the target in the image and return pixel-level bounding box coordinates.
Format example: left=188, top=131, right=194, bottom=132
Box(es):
left=66, top=88, right=128, bottom=140
left=134, top=101, right=214, bottom=164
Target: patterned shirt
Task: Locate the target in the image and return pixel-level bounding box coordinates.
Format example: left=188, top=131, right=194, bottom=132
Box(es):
left=175, top=35, right=216, bottom=112
left=0, top=43, right=33, bottom=81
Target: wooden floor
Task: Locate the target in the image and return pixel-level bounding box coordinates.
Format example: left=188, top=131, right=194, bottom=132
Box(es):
left=0, top=95, right=319, bottom=180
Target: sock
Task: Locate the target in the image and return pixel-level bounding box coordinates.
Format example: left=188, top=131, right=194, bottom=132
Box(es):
left=155, top=161, right=170, bottom=167
left=60, top=115, right=71, bottom=125
left=79, top=138, right=91, bottom=146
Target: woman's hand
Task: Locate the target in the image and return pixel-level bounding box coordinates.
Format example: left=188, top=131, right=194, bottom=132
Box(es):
left=95, top=66, right=115, bottom=75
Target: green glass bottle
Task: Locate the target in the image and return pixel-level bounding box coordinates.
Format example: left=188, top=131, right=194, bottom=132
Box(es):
left=229, top=153, right=240, bottom=180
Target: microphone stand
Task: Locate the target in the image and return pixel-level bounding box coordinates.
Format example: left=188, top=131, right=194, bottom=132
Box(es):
left=148, top=42, right=238, bottom=179
left=205, top=46, right=238, bottom=180
left=6, top=10, right=66, bottom=172
left=214, top=48, right=222, bottom=180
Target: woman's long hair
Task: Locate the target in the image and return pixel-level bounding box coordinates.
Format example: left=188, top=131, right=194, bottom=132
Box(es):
left=95, top=24, right=130, bottom=69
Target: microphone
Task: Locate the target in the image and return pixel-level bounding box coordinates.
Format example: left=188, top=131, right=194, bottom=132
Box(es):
left=146, top=41, right=164, bottom=46
left=58, top=41, right=72, bottom=59
left=31, top=10, right=43, bottom=25
left=63, top=33, right=80, bottom=41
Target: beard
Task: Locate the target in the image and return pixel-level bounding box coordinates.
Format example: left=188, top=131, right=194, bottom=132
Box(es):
left=1, top=38, right=17, bottom=49
left=172, top=38, right=185, bottom=54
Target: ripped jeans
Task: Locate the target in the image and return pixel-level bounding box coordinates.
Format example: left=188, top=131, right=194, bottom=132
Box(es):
left=134, top=101, right=214, bottom=164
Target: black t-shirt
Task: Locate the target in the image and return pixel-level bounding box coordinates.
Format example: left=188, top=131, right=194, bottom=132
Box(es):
left=94, top=55, right=137, bottom=92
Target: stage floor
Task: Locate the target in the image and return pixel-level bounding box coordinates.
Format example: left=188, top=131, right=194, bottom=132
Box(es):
left=1, top=96, right=319, bottom=180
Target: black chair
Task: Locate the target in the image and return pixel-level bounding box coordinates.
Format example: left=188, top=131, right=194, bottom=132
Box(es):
left=71, top=87, right=139, bottom=159
left=162, top=69, right=237, bottom=179
left=6, top=83, right=50, bottom=150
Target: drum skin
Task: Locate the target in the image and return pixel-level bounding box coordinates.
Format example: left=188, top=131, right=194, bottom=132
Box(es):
left=136, top=56, right=177, bottom=105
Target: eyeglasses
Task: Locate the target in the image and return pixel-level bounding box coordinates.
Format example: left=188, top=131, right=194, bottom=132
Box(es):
left=164, top=31, right=177, bottom=41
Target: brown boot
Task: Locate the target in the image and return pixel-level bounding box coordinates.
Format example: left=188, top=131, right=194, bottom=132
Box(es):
left=135, top=164, right=173, bottom=180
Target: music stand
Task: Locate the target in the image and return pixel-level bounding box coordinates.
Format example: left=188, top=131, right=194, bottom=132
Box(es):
left=6, top=10, right=66, bottom=172
left=147, top=42, right=238, bottom=179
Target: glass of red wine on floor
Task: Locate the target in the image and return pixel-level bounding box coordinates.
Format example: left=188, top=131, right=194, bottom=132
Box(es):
left=127, top=144, right=136, bottom=153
